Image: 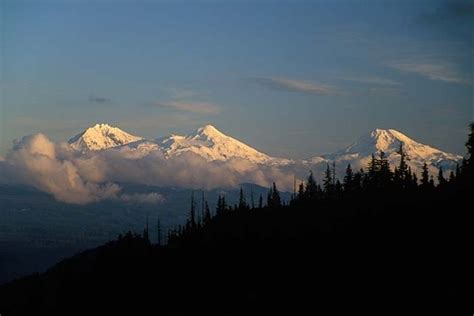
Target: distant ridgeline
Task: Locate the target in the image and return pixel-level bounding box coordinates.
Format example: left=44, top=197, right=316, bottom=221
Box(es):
left=1, top=124, right=472, bottom=315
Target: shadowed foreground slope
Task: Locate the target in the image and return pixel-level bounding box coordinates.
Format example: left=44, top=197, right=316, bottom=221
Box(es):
left=0, top=191, right=469, bottom=315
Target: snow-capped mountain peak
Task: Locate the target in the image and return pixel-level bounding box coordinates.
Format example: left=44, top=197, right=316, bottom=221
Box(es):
left=318, top=128, right=462, bottom=177
left=157, top=125, right=274, bottom=163
left=68, top=123, right=143, bottom=151
left=336, top=128, right=459, bottom=161
left=194, top=124, right=225, bottom=138
left=341, top=128, right=412, bottom=156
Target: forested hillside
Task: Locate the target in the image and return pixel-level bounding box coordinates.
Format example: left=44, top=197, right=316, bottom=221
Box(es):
left=1, top=124, right=472, bottom=316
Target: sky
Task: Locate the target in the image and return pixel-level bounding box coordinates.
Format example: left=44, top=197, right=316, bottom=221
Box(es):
left=1, top=0, right=473, bottom=158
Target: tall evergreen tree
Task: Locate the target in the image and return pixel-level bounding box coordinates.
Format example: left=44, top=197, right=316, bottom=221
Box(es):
left=466, top=122, right=474, bottom=164
left=143, top=214, right=150, bottom=243
left=449, top=171, right=455, bottom=183
left=204, top=201, right=211, bottom=225
left=394, top=143, right=409, bottom=188
left=378, top=151, right=392, bottom=188
left=238, top=187, right=247, bottom=210
left=438, top=167, right=446, bottom=186
left=420, top=163, right=431, bottom=189
left=157, top=218, right=162, bottom=246
left=429, top=175, right=435, bottom=187
left=353, top=169, right=364, bottom=191
left=334, top=179, right=343, bottom=197
left=267, top=186, right=273, bottom=207
left=297, top=182, right=305, bottom=200
left=305, top=171, right=318, bottom=199
left=460, top=123, right=474, bottom=185
left=267, top=182, right=281, bottom=207
left=367, top=154, right=378, bottom=187
left=190, top=192, right=196, bottom=228
left=323, top=164, right=334, bottom=196
left=216, top=196, right=223, bottom=216
left=250, top=186, right=255, bottom=209
left=272, top=182, right=281, bottom=207
left=343, top=164, right=354, bottom=192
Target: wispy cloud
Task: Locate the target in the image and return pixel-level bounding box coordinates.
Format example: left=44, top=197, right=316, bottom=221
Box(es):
left=89, top=95, right=112, bottom=104
left=248, top=77, right=335, bottom=95
left=388, top=60, right=471, bottom=84
left=155, top=101, right=220, bottom=114
left=340, top=76, right=400, bottom=86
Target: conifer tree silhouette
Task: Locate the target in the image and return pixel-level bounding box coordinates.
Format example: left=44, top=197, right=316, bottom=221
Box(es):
left=305, top=171, right=318, bottom=199
left=157, top=218, right=162, bottom=246
left=343, top=164, right=354, bottom=193
left=323, top=164, right=333, bottom=196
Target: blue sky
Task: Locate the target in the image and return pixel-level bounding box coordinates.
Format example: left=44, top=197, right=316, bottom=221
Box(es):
left=1, top=0, right=473, bottom=158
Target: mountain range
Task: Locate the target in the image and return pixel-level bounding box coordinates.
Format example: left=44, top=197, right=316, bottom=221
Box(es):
left=68, top=123, right=462, bottom=178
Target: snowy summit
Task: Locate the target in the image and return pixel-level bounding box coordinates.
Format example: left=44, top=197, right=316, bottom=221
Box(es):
left=68, top=123, right=143, bottom=151
left=158, top=124, right=274, bottom=163
left=319, top=128, right=462, bottom=175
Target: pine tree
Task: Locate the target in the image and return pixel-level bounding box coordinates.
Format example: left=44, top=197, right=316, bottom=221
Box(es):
left=378, top=151, right=392, bottom=188
left=367, top=154, right=378, bottom=188
left=394, top=143, right=409, bottom=188
left=353, top=169, right=363, bottom=191
left=297, top=182, right=305, bottom=200
left=216, top=195, right=229, bottom=216
left=305, top=171, right=318, bottom=199
left=143, top=214, right=150, bottom=243
left=334, top=180, right=343, bottom=197
left=466, top=122, right=474, bottom=165
left=449, top=171, right=455, bottom=183
left=421, top=163, right=429, bottom=186
left=204, top=201, right=211, bottom=224
left=323, top=164, right=333, bottom=196
left=459, top=123, right=474, bottom=189
left=238, top=187, right=247, bottom=210
left=343, top=164, right=354, bottom=192
left=250, top=186, right=255, bottom=209
left=438, top=167, right=446, bottom=186
left=267, top=182, right=281, bottom=207
left=429, top=175, right=435, bottom=187
left=267, top=186, right=273, bottom=207
left=412, top=173, right=418, bottom=188
left=272, top=182, right=281, bottom=207
left=157, top=218, right=162, bottom=246
left=216, top=196, right=223, bottom=216
left=258, top=194, right=263, bottom=208
left=188, top=192, right=196, bottom=229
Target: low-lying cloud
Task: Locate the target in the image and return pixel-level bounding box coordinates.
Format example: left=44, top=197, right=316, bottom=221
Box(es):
left=0, top=133, right=297, bottom=204
left=2, top=134, right=120, bottom=204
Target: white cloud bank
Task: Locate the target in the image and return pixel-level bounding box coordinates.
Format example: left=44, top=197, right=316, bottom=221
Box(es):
left=0, top=133, right=297, bottom=204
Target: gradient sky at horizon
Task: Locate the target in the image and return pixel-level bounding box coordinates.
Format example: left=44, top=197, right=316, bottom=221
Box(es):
left=1, top=0, right=473, bottom=158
